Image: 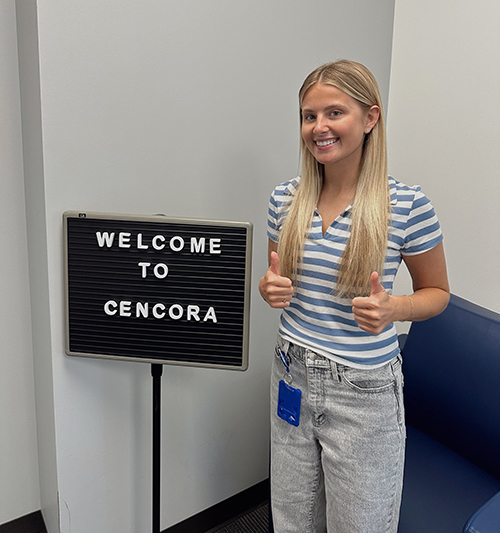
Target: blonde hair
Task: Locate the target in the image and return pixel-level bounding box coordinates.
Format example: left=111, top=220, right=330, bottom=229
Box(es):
left=277, top=60, right=390, bottom=297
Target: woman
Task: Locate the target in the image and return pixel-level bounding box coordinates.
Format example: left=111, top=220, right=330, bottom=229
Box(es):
left=259, top=60, right=449, bottom=533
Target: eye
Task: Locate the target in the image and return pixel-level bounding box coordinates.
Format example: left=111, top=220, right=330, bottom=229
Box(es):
left=330, top=110, right=342, bottom=117
left=303, top=113, right=315, bottom=121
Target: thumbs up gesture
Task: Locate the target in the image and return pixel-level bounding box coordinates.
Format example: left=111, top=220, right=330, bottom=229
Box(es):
left=259, top=251, right=294, bottom=308
left=352, top=272, right=393, bottom=334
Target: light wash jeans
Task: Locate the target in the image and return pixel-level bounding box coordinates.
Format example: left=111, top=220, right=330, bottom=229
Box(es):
left=270, top=337, right=406, bottom=533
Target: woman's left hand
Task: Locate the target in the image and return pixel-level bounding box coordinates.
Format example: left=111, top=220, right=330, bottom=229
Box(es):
left=352, top=243, right=451, bottom=334
left=352, top=272, right=397, bottom=334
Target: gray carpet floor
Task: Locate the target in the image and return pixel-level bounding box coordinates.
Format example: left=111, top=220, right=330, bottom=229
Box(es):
left=210, top=502, right=269, bottom=533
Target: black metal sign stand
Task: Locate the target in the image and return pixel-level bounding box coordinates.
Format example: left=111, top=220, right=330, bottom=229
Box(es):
left=152, top=363, right=163, bottom=533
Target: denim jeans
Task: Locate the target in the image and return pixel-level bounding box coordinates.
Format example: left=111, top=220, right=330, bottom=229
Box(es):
left=270, top=337, right=406, bottom=533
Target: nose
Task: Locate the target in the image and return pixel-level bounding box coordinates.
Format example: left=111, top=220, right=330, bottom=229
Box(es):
left=313, top=115, right=328, bottom=134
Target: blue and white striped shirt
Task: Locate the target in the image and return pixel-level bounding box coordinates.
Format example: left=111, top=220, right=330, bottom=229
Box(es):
left=267, top=176, right=443, bottom=367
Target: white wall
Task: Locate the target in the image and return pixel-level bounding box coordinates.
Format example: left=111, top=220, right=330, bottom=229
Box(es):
left=388, top=0, right=500, bottom=314
left=12, top=1, right=499, bottom=530
left=14, top=0, right=395, bottom=531
left=0, top=0, right=40, bottom=524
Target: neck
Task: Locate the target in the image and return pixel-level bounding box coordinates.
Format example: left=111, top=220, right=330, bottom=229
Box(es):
left=322, top=162, right=360, bottom=197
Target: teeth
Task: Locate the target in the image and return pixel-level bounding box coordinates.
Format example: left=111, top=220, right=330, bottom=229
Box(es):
left=316, top=139, right=337, bottom=147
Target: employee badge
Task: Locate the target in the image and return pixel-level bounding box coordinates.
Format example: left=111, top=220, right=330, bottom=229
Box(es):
left=276, top=347, right=302, bottom=427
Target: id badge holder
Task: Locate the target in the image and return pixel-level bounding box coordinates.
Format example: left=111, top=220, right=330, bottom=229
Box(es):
left=277, top=347, right=302, bottom=427
left=278, top=380, right=301, bottom=427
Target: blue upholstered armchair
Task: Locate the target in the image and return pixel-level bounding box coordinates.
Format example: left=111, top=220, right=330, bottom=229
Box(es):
left=398, top=294, right=500, bottom=533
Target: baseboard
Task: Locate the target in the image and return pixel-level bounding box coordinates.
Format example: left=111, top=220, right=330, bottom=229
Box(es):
left=0, top=511, right=47, bottom=533
left=0, top=482, right=268, bottom=533
left=163, top=479, right=269, bottom=533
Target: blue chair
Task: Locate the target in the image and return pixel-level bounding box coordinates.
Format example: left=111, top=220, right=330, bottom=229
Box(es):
left=398, top=294, right=500, bottom=533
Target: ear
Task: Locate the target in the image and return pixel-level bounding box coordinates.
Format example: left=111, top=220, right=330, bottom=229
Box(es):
left=364, top=105, right=380, bottom=134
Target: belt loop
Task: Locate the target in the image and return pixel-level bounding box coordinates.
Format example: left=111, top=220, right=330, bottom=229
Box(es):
left=282, top=340, right=290, bottom=356
left=392, top=354, right=402, bottom=368
left=278, top=334, right=290, bottom=357
left=330, top=360, right=341, bottom=382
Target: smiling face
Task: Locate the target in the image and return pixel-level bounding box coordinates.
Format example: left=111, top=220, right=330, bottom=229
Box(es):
left=300, top=83, right=380, bottom=178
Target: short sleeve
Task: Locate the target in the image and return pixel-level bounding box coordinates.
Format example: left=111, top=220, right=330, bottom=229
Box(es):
left=402, top=188, right=443, bottom=255
left=266, top=178, right=299, bottom=243
left=267, top=192, right=280, bottom=243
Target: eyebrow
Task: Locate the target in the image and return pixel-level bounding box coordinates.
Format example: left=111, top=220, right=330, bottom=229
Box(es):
left=301, top=104, right=350, bottom=114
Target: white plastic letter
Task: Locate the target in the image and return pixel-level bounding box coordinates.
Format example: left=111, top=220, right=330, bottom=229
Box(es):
left=153, top=263, right=169, bottom=279
left=104, top=300, right=117, bottom=315
left=96, top=232, right=115, bottom=247
left=118, top=232, right=131, bottom=248
left=136, top=302, right=148, bottom=318
left=137, top=233, right=149, bottom=249
left=187, top=305, right=200, bottom=321
left=209, top=239, right=221, bottom=254
left=153, top=303, right=166, bottom=319
left=138, top=262, right=151, bottom=278
left=203, top=307, right=217, bottom=323
left=152, top=235, right=165, bottom=250
left=120, top=301, right=132, bottom=316
left=169, top=304, right=184, bottom=320
left=190, top=237, right=206, bottom=254
left=169, top=236, right=185, bottom=252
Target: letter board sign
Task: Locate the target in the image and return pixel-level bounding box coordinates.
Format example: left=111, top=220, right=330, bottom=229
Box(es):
left=64, top=212, right=252, bottom=370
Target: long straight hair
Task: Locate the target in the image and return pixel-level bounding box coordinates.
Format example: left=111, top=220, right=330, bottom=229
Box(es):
left=277, top=60, right=390, bottom=297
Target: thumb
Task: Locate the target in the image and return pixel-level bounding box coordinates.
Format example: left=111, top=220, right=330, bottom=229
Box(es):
left=269, top=251, right=281, bottom=276
left=370, top=271, right=385, bottom=296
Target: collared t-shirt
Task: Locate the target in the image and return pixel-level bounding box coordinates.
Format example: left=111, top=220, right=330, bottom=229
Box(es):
left=267, top=176, right=443, bottom=368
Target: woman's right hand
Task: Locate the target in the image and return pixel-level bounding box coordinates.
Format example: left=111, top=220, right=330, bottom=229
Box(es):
left=259, top=251, right=294, bottom=308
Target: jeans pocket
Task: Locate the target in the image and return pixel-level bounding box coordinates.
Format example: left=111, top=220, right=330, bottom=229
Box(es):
left=341, top=362, right=396, bottom=393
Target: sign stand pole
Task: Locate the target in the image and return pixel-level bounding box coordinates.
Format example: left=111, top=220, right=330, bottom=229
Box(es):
left=152, top=363, right=163, bottom=533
